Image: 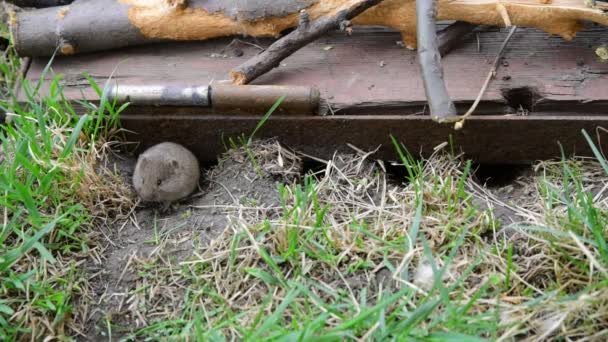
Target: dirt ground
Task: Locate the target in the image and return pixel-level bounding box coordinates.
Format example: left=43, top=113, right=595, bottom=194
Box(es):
left=83, top=141, right=305, bottom=339
left=80, top=140, right=542, bottom=339
left=2, top=121, right=607, bottom=340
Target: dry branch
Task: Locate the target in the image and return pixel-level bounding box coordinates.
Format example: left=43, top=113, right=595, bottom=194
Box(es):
left=438, top=21, right=477, bottom=56
left=417, top=0, right=457, bottom=120
left=230, top=0, right=384, bottom=85
left=452, top=26, right=518, bottom=129
left=11, top=0, right=608, bottom=57
left=230, top=18, right=476, bottom=86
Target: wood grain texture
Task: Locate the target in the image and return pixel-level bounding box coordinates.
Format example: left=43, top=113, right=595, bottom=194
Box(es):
left=25, top=26, right=608, bottom=111
left=119, top=114, right=608, bottom=164
left=191, top=0, right=316, bottom=21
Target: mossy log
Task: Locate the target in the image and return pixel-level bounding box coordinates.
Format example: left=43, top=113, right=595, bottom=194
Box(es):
left=10, top=0, right=608, bottom=57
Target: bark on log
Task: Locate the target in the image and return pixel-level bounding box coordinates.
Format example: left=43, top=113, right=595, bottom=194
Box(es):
left=12, top=0, right=157, bottom=56
left=417, top=0, right=457, bottom=119
left=230, top=0, right=384, bottom=85
left=11, top=0, right=608, bottom=57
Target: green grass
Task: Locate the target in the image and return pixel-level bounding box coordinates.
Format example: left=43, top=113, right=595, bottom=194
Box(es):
left=114, top=134, right=608, bottom=341
left=0, top=28, right=607, bottom=341
left=225, top=95, right=286, bottom=177
left=112, top=144, right=507, bottom=341
left=0, top=35, right=131, bottom=339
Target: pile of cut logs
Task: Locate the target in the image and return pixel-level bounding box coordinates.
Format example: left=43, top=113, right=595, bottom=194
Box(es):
left=5, top=0, right=608, bottom=121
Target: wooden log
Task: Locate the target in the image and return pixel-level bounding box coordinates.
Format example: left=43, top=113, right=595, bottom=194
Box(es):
left=11, top=0, right=608, bottom=57
left=11, top=0, right=156, bottom=56
left=416, top=0, right=457, bottom=119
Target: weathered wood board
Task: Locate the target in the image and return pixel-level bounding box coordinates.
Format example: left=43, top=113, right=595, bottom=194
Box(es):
left=23, top=25, right=608, bottom=163
left=26, top=26, right=608, bottom=108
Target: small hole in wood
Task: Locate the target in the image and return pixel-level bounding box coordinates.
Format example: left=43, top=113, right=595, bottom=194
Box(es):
left=501, top=86, right=541, bottom=113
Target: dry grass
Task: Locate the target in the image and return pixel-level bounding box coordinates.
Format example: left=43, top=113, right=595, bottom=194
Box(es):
left=471, top=157, right=608, bottom=341
left=91, top=141, right=607, bottom=341
left=2, top=115, right=607, bottom=340
left=1, top=132, right=135, bottom=338
left=0, top=68, right=136, bottom=339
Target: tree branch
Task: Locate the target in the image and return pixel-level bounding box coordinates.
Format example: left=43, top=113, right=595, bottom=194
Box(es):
left=438, top=21, right=477, bottom=57
left=230, top=0, right=384, bottom=85
left=417, top=0, right=457, bottom=120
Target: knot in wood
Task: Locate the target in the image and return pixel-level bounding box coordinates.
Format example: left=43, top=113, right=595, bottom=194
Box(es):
left=59, top=39, right=76, bottom=55
left=596, top=46, right=608, bottom=62
left=168, top=0, right=188, bottom=10
left=340, top=20, right=353, bottom=35
left=299, top=9, right=310, bottom=27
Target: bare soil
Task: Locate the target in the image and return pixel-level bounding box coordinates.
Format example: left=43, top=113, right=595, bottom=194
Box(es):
left=83, top=142, right=302, bottom=339
left=76, top=140, right=607, bottom=340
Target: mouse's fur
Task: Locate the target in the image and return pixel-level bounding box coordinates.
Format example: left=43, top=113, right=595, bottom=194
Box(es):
left=133, top=142, right=200, bottom=203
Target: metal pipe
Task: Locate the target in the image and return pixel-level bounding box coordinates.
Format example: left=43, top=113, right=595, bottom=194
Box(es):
left=108, top=83, right=321, bottom=115
left=108, top=85, right=210, bottom=107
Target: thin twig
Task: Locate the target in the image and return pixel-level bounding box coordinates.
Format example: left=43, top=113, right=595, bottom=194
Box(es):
left=449, top=26, right=518, bottom=129
left=226, top=38, right=265, bottom=51
left=116, top=252, right=136, bottom=287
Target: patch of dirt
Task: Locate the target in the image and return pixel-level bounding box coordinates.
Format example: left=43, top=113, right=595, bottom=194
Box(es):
left=83, top=141, right=302, bottom=339
left=489, top=172, right=537, bottom=223
left=76, top=142, right=608, bottom=340
left=472, top=164, right=537, bottom=228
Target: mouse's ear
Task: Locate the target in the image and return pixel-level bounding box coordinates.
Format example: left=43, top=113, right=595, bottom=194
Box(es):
left=138, top=156, right=149, bottom=168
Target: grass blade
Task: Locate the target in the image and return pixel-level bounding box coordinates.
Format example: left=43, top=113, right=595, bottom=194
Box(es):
left=61, top=114, right=89, bottom=158
left=0, top=208, right=72, bottom=273
left=582, top=129, right=608, bottom=175
left=248, top=96, right=285, bottom=145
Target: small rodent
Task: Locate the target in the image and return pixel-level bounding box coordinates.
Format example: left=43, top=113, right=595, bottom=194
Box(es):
left=133, top=142, right=200, bottom=203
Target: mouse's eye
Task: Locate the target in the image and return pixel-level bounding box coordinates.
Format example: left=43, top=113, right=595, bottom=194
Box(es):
left=157, top=179, right=162, bottom=186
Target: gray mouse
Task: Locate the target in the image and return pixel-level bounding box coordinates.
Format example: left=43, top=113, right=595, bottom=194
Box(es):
left=132, top=142, right=200, bottom=204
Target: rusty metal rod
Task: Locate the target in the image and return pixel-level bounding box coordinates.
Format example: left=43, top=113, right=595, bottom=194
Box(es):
left=108, top=84, right=321, bottom=115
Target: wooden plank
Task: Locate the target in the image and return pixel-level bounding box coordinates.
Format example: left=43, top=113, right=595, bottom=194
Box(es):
left=20, top=25, right=608, bottom=164
left=25, top=26, right=608, bottom=109
left=121, top=114, right=608, bottom=164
